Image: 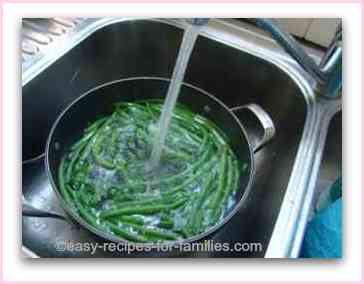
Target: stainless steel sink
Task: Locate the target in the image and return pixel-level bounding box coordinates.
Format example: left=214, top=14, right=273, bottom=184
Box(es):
left=320, top=112, right=341, bottom=184
left=312, top=112, right=341, bottom=213
left=22, top=18, right=341, bottom=258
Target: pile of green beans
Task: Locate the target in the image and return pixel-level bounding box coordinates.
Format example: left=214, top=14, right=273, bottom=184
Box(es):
left=58, top=101, right=242, bottom=243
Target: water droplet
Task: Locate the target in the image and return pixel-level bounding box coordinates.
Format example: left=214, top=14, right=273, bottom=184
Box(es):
left=39, top=196, right=47, bottom=204
left=32, top=220, right=48, bottom=232
left=203, top=105, right=211, bottom=113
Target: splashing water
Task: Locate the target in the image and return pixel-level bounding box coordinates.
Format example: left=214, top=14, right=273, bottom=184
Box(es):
left=149, top=25, right=203, bottom=169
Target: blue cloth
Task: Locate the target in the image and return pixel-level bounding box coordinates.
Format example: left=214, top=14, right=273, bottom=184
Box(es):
left=301, top=198, right=342, bottom=258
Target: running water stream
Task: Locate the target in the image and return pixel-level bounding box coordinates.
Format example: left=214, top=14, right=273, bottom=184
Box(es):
left=149, top=23, right=205, bottom=169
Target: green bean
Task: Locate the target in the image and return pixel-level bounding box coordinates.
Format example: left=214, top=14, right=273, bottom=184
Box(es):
left=164, top=142, right=214, bottom=184
left=210, top=127, right=227, bottom=147
left=89, top=116, right=127, bottom=170
left=143, top=103, right=206, bottom=148
left=73, top=189, right=149, bottom=242
left=158, top=215, right=174, bottom=229
left=104, top=195, right=168, bottom=210
left=149, top=104, right=204, bottom=141
left=118, top=215, right=144, bottom=225
left=70, top=131, right=95, bottom=152
left=107, top=222, right=148, bottom=243
left=107, top=187, right=135, bottom=202
left=100, top=197, right=187, bottom=218
left=66, top=146, right=85, bottom=182
left=91, top=136, right=114, bottom=169
left=164, top=146, right=191, bottom=161
left=75, top=191, right=143, bottom=244
left=78, top=185, right=99, bottom=207
left=142, top=227, right=179, bottom=241
left=71, top=190, right=100, bottom=228
left=185, top=171, right=216, bottom=234
left=124, top=144, right=211, bottom=188
left=58, top=157, right=73, bottom=204
left=84, top=117, right=108, bottom=133
left=70, top=117, right=108, bottom=154
left=212, top=155, right=234, bottom=223
left=166, top=152, right=217, bottom=196
left=92, top=133, right=127, bottom=170
left=114, top=219, right=180, bottom=241
left=79, top=142, right=93, bottom=162
left=208, top=147, right=229, bottom=223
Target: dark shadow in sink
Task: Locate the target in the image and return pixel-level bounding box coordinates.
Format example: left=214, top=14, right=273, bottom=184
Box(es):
left=22, top=19, right=307, bottom=257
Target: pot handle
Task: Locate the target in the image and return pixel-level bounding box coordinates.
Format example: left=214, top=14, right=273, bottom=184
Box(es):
left=230, top=104, right=275, bottom=152
left=22, top=156, right=67, bottom=220
left=22, top=195, right=66, bottom=220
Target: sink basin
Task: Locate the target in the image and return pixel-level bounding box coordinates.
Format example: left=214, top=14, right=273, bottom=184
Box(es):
left=22, top=18, right=338, bottom=257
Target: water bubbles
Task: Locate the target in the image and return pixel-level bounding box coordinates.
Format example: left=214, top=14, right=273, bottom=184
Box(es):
left=39, top=195, right=47, bottom=204
left=96, top=199, right=111, bottom=211
left=35, top=195, right=53, bottom=212
left=203, top=105, right=211, bottom=113
left=54, top=142, right=61, bottom=151
left=89, top=167, right=101, bottom=179
left=32, top=220, right=48, bottom=232
left=148, top=123, right=158, bottom=135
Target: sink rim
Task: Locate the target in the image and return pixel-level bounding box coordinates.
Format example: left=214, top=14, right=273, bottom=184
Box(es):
left=21, top=18, right=341, bottom=258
